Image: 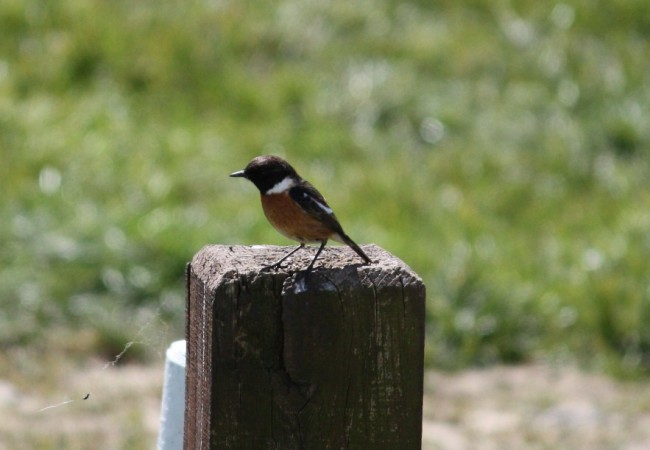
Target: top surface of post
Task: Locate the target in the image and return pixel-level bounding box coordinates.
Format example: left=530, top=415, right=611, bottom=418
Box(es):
left=191, top=244, right=421, bottom=285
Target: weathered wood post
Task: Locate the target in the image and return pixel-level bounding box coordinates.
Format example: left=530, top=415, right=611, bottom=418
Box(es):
left=184, top=244, right=425, bottom=449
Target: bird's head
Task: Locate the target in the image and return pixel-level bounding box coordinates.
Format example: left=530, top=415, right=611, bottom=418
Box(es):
left=230, top=155, right=299, bottom=194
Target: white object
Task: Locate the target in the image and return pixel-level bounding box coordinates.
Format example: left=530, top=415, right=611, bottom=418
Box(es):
left=158, top=340, right=186, bottom=450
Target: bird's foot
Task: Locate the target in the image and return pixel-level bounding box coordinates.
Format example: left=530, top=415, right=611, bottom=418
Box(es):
left=261, top=261, right=286, bottom=272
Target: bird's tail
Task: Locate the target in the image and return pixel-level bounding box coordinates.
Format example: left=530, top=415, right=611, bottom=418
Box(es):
left=336, top=232, right=372, bottom=264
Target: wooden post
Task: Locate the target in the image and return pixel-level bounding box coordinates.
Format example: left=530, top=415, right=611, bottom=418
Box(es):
left=184, top=244, right=425, bottom=449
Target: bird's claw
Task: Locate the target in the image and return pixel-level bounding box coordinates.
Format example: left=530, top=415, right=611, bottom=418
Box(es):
left=262, top=262, right=285, bottom=272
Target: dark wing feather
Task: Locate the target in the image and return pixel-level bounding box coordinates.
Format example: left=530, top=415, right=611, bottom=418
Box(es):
left=289, top=181, right=372, bottom=263
left=288, top=182, right=345, bottom=235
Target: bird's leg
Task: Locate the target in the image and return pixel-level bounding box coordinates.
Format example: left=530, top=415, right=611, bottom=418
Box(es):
left=305, top=241, right=327, bottom=273
left=263, top=243, right=305, bottom=271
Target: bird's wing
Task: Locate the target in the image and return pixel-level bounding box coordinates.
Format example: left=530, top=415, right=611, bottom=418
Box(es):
left=289, top=182, right=345, bottom=235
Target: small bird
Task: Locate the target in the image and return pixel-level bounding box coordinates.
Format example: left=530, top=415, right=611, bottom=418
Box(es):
left=230, top=155, right=372, bottom=271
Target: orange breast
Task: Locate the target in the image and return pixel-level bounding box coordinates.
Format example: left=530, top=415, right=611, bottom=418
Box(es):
left=261, top=193, right=334, bottom=243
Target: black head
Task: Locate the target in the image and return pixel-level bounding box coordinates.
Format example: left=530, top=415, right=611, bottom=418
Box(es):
left=230, top=155, right=299, bottom=193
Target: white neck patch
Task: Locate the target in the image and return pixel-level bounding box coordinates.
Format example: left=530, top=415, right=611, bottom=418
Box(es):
left=265, top=176, right=295, bottom=194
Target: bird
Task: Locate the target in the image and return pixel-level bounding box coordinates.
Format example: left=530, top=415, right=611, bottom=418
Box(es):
left=230, top=155, right=372, bottom=272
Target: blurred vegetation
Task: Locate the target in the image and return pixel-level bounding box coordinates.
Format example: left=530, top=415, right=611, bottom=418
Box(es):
left=2, top=0, right=650, bottom=376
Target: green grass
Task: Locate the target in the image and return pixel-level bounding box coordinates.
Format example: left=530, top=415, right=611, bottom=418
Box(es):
left=2, top=0, right=650, bottom=377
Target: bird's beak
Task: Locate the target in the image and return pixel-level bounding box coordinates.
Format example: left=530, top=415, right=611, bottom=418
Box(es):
left=229, top=170, right=246, bottom=178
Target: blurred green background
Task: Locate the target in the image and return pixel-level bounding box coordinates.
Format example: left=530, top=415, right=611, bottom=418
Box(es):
left=2, top=0, right=650, bottom=379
